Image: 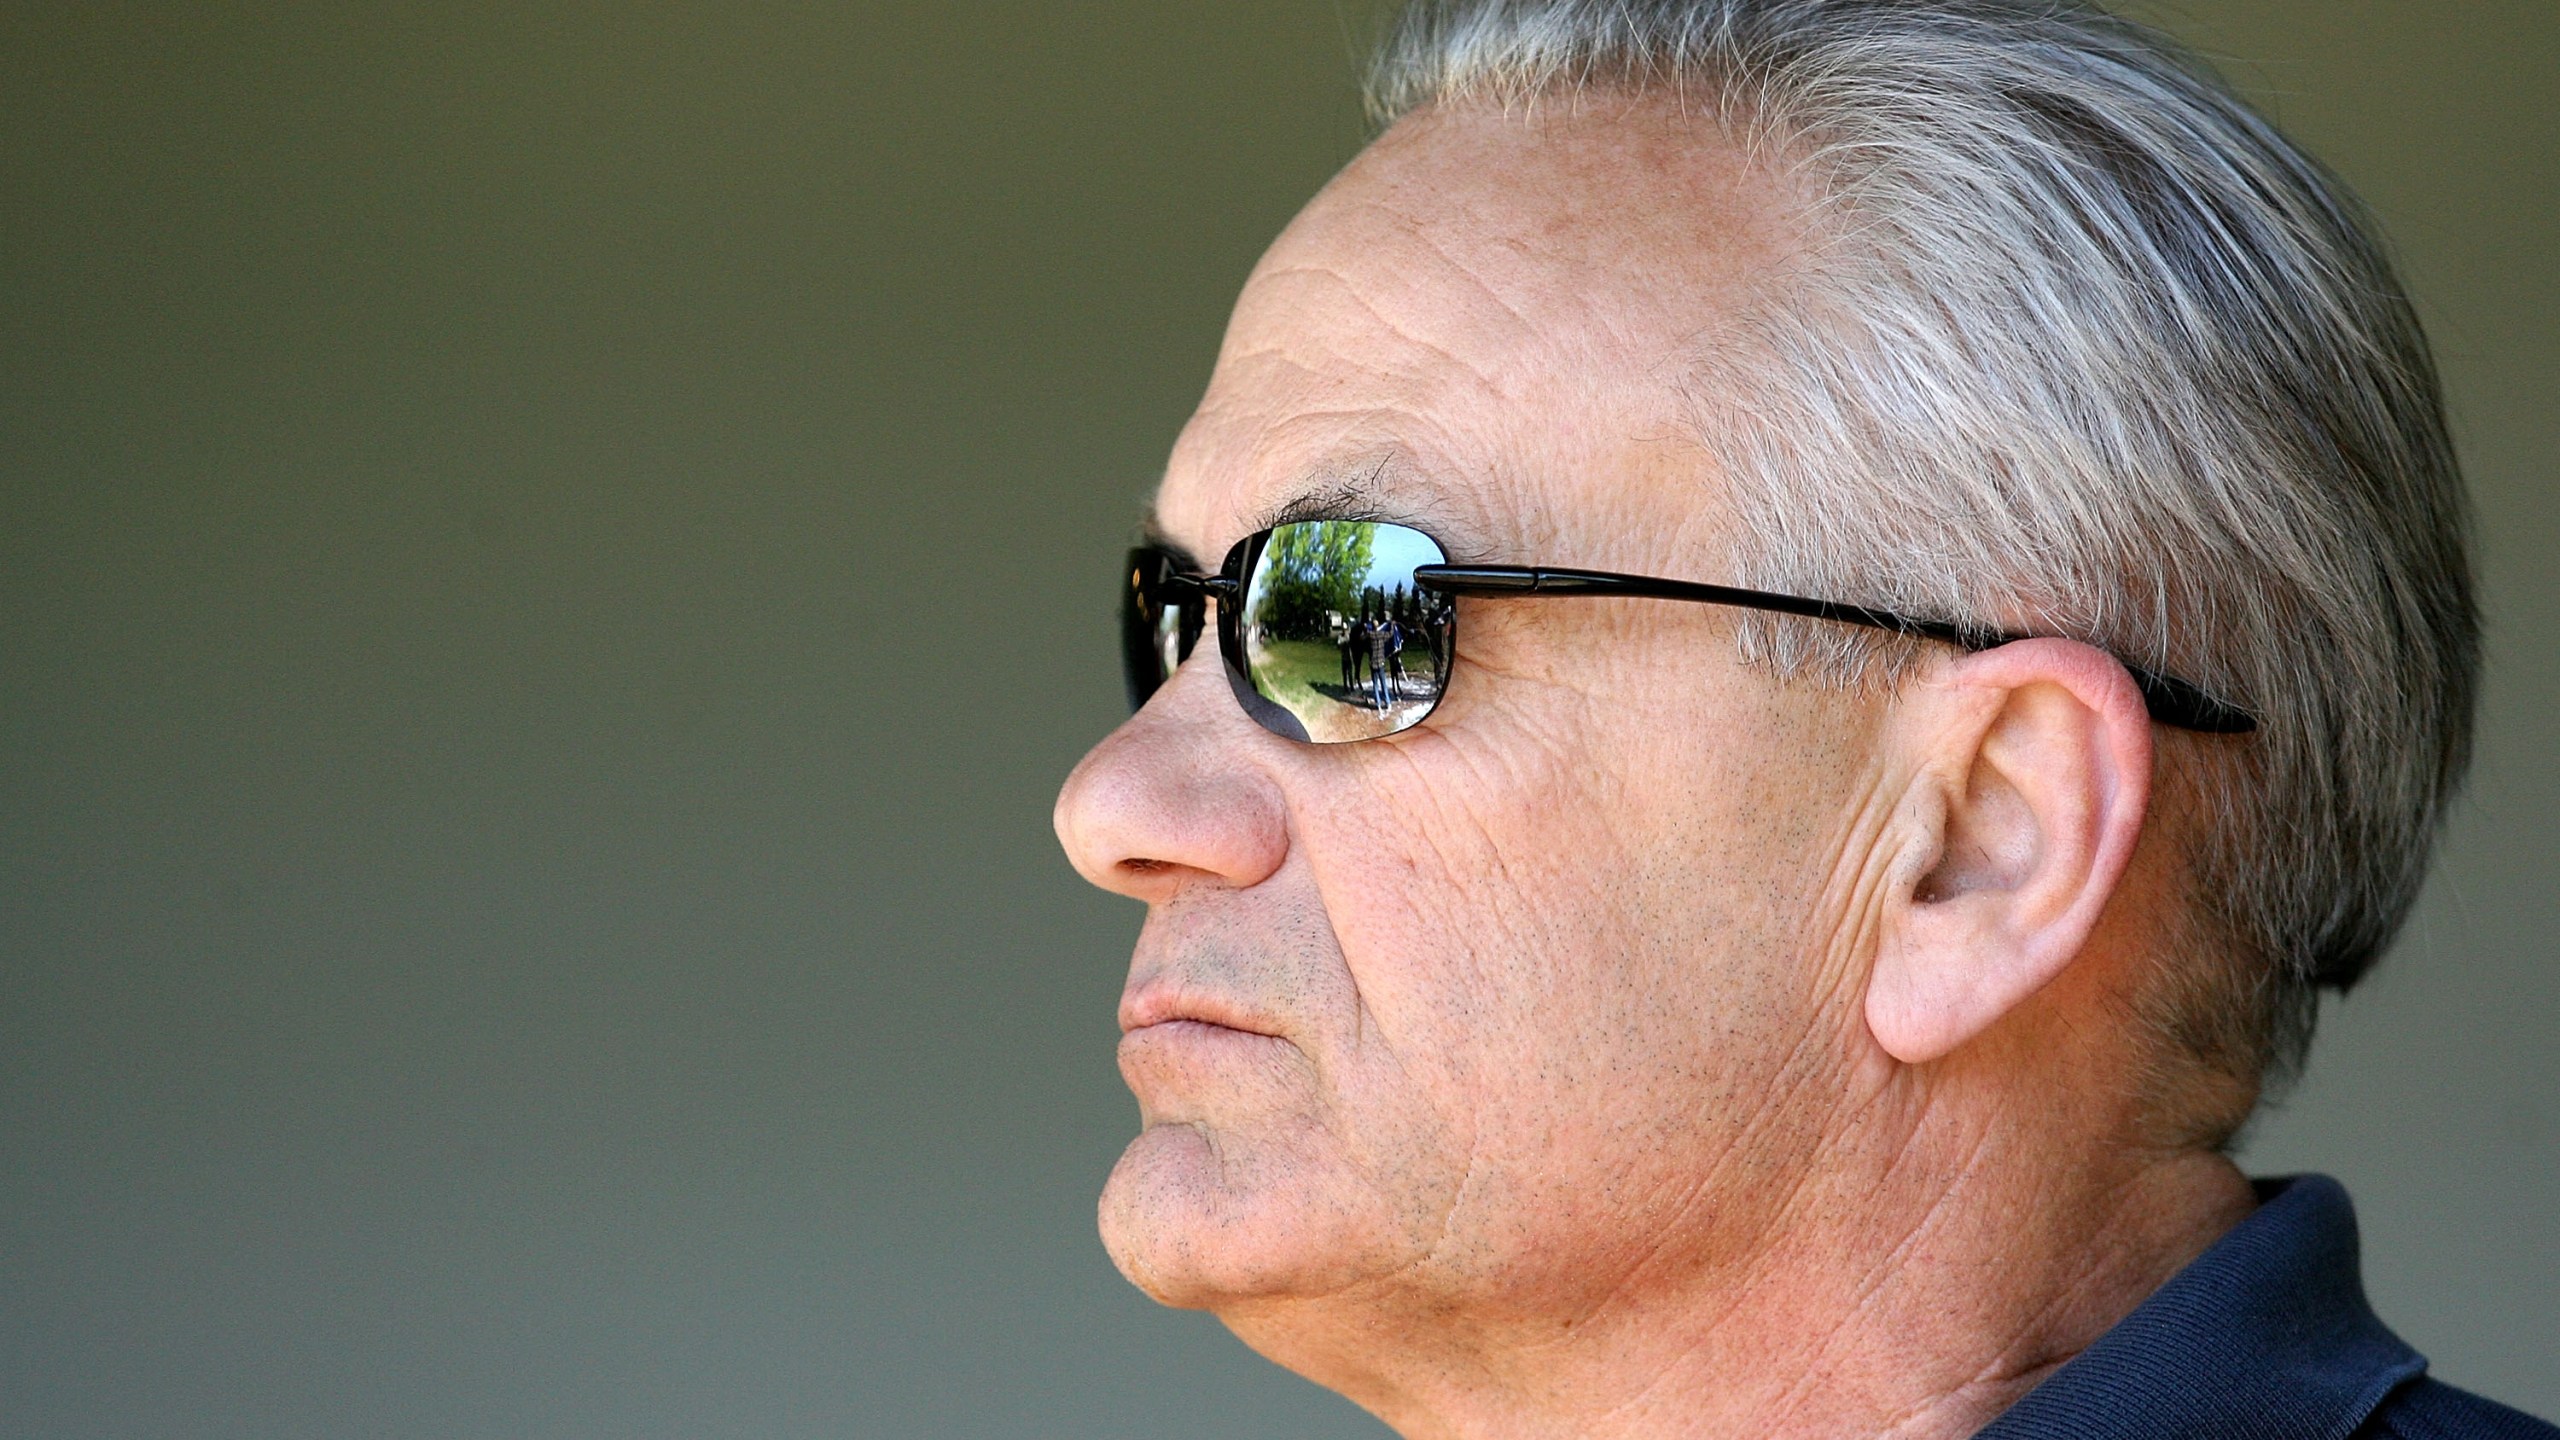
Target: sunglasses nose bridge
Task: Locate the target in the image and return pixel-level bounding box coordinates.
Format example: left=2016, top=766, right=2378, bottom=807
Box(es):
left=1159, top=571, right=1239, bottom=603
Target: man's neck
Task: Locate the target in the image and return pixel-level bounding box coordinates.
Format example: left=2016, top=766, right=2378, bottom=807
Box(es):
left=1231, top=1108, right=2258, bottom=1440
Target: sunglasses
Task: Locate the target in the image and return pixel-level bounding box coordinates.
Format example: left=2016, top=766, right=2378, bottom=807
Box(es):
left=1123, top=519, right=2256, bottom=744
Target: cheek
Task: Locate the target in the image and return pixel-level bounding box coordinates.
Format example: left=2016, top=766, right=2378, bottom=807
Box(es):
left=1296, top=719, right=1678, bottom=1174
left=1291, top=662, right=1860, bottom=1277
left=1306, top=722, right=1621, bottom=1035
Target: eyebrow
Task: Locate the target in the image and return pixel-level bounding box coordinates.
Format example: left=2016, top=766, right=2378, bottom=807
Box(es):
left=1139, top=458, right=1485, bottom=570
left=1132, top=513, right=1204, bottom=574
left=1251, top=469, right=1404, bottom=532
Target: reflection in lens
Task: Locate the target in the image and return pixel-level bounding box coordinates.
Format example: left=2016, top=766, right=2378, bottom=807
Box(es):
left=1238, top=521, right=1454, bottom=743
left=1119, top=554, right=1162, bottom=712
left=1153, top=601, right=1183, bottom=681
left=1120, top=549, right=1200, bottom=713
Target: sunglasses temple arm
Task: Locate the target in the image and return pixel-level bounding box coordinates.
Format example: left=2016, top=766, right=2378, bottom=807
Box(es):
left=1413, top=564, right=1994, bottom=643
left=1411, top=564, right=2255, bottom=735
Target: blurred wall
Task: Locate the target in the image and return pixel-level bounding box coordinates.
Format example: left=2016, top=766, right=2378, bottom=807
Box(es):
left=1, top=4, right=2549, bottom=1436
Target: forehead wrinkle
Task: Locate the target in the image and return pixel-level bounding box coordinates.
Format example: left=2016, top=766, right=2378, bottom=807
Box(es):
left=1244, top=182, right=1604, bottom=354
left=1228, top=266, right=1516, bottom=403
left=1162, top=103, right=1792, bottom=585
left=1165, top=378, right=1510, bottom=542
left=1342, top=106, right=1805, bottom=368
left=1260, top=201, right=1546, bottom=338
left=1341, top=204, right=1550, bottom=342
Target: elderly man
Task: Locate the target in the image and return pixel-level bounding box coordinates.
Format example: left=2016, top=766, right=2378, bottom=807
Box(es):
left=1055, top=2, right=2554, bottom=1436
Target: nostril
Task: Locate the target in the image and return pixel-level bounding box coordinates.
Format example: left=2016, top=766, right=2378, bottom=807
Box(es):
left=1054, top=718, right=1289, bottom=894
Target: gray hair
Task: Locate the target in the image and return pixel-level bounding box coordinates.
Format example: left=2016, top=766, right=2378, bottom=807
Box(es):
left=1368, top=0, right=2477, bottom=1123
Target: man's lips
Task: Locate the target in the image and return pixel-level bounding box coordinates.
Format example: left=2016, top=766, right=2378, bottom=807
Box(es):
left=1118, top=986, right=1288, bottom=1040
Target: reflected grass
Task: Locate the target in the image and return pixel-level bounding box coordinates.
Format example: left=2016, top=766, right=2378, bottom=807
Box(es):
left=1247, top=636, right=1441, bottom=742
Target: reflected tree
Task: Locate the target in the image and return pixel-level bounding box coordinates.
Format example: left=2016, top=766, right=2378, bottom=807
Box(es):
left=1255, top=521, right=1376, bottom=637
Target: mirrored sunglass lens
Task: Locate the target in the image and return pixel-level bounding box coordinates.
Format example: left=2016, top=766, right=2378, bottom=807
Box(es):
left=1232, top=521, right=1453, bottom=743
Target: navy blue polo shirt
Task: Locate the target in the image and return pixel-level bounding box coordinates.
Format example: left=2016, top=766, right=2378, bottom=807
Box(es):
left=1978, top=1174, right=2556, bottom=1439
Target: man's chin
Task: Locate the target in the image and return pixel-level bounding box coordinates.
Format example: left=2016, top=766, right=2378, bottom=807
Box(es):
left=1098, top=1119, right=1403, bottom=1311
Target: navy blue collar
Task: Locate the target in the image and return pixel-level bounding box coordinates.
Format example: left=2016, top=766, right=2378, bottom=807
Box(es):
left=1978, top=1174, right=2426, bottom=1440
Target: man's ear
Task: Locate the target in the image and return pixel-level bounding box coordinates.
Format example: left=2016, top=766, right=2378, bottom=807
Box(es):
left=1865, top=639, right=2154, bottom=1065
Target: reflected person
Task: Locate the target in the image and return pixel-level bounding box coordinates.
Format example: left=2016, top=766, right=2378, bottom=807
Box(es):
left=1339, top=612, right=1363, bottom=697
left=1366, top=609, right=1404, bottom=710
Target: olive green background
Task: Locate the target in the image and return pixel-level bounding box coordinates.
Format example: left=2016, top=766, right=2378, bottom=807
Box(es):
left=1, top=3, right=2550, bottom=1435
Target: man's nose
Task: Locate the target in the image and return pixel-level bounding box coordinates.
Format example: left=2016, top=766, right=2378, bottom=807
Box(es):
left=1053, top=660, right=1290, bottom=901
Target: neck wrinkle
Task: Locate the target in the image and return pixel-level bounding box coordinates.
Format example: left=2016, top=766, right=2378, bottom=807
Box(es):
left=1335, top=1098, right=2256, bottom=1440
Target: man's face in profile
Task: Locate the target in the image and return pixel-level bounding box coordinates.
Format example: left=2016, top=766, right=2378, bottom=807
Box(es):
left=1056, top=102, right=1888, bottom=1328
left=1039, top=0, right=2536, bottom=1431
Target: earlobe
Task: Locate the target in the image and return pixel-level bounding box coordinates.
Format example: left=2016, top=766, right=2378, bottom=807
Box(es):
left=1864, top=640, right=2154, bottom=1065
